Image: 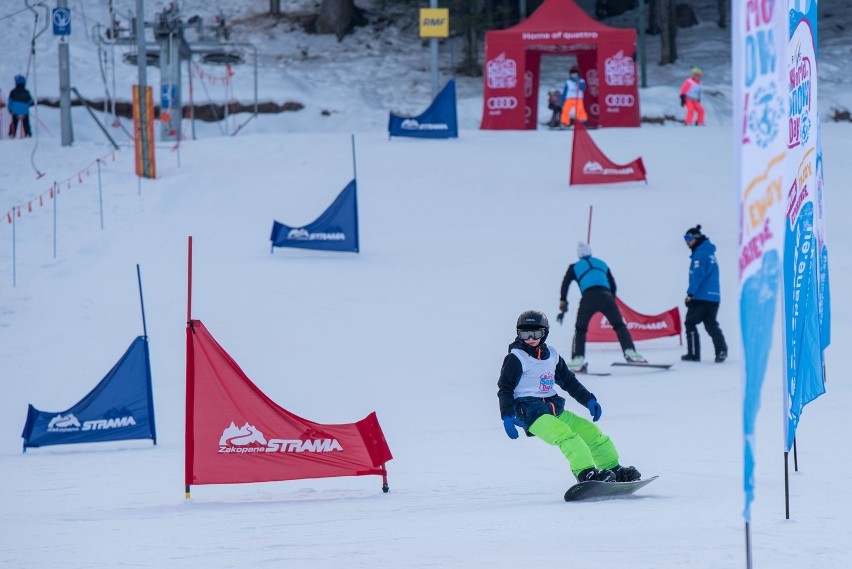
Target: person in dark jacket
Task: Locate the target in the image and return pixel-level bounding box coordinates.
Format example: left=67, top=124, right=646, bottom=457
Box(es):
left=682, top=225, right=728, bottom=362
left=558, top=242, right=645, bottom=371
left=497, top=310, right=641, bottom=483
left=8, top=75, right=34, bottom=138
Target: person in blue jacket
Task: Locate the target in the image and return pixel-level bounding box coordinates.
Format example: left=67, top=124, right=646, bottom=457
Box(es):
left=8, top=75, right=34, bottom=138
left=558, top=242, right=646, bottom=371
left=682, top=225, right=728, bottom=362
left=497, top=310, right=641, bottom=483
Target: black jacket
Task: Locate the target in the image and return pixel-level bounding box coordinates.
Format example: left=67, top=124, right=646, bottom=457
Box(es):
left=497, top=338, right=594, bottom=418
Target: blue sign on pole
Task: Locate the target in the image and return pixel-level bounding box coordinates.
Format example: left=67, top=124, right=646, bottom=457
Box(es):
left=53, top=8, right=71, bottom=36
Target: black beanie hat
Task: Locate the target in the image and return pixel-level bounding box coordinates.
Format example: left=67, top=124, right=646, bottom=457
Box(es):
left=684, top=225, right=703, bottom=242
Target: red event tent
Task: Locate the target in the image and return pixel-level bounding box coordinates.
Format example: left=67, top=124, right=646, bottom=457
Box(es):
left=480, top=0, right=640, bottom=130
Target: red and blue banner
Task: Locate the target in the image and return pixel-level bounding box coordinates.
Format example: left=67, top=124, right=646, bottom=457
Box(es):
left=270, top=179, right=359, bottom=253
left=21, top=336, right=157, bottom=450
left=389, top=79, right=458, bottom=139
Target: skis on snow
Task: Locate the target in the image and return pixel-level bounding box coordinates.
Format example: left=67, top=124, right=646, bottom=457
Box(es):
left=564, top=476, right=659, bottom=502
left=611, top=362, right=674, bottom=370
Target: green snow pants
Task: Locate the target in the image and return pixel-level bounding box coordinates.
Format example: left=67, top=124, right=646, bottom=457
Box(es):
left=527, top=411, right=619, bottom=475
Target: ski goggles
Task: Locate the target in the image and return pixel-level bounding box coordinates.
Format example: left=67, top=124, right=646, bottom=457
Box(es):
left=517, top=328, right=546, bottom=340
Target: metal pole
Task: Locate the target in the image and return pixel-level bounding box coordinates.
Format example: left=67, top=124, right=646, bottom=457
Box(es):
left=97, top=159, right=104, bottom=229
left=58, top=0, right=74, bottom=146
left=429, top=0, right=439, bottom=99
left=52, top=182, right=57, bottom=259
left=638, top=0, right=647, bottom=88
left=135, top=0, right=152, bottom=175
left=12, top=208, right=17, bottom=287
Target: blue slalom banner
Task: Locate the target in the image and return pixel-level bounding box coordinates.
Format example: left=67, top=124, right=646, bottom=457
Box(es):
left=388, top=79, right=458, bottom=139
left=270, top=179, right=359, bottom=253
left=22, top=336, right=157, bottom=450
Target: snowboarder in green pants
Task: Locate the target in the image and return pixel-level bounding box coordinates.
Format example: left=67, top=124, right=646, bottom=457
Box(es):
left=497, top=310, right=641, bottom=483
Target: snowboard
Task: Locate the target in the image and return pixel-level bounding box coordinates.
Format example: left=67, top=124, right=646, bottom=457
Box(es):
left=611, top=362, right=673, bottom=370
left=564, top=475, right=658, bottom=502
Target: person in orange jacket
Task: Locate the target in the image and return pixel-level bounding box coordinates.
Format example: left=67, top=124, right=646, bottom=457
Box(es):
left=679, top=67, right=704, bottom=126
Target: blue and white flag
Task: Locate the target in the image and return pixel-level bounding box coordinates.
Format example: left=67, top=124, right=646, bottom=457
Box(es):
left=733, top=0, right=787, bottom=522
left=388, top=80, right=458, bottom=139
left=783, top=0, right=826, bottom=452
left=270, top=180, right=359, bottom=253
left=22, top=336, right=157, bottom=450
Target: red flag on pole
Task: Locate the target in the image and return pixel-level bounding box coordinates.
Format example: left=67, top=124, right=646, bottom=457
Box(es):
left=570, top=122, right=646, bottom=185
left=185, top=320, right=392, bottom=489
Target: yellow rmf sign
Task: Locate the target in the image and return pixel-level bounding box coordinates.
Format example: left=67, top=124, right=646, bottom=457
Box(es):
left=419, top=8, right=449, bottom=38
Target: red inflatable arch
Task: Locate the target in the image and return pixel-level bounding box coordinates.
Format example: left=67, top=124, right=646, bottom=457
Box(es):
left=480, top=0, right=640, bottom=130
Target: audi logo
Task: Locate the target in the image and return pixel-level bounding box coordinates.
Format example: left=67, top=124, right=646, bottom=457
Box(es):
left=487, top=96, right=519, bottom=110
left=604, top=94, right=636, bottom=107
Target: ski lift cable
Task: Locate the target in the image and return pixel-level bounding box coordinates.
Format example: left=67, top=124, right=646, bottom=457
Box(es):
left=0, top=2, right=45, bottom=23
left=25, top=0, right=49, bottom=179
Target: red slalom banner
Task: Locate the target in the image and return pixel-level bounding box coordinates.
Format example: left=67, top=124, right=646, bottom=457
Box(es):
left=586, top=296, right=681, bottom=343
left=570, top=122, right=646, bottom=185
left=185, top=320, right=392, bottom=493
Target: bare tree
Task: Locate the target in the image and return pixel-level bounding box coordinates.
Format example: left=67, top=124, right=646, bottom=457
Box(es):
left=717, top=0, right=728, bottom=28
left=316, top=0, right=357, bottom=40
left=658, top=0, right=677, bottom=64
left=269, top=0, right=281, bottom=15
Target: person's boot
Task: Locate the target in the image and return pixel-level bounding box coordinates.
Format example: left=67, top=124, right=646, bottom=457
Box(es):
left=567, top=355, right=586, bottom=372
left=682, top=330, right=700, bottom=361
left=715, top=351, right=727, bottom=363
left=576, top=467, right=616, bottom=483
left=624, top=349, right=647, bottom=363
left=611, top=464, right=641, bottom=482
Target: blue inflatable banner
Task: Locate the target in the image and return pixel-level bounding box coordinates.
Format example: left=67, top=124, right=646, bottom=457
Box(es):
left=388, top=79, right=458, bottom=139
left=270, top=179, right=360, bottom=253
left=22, top=336, right=157, bottom=450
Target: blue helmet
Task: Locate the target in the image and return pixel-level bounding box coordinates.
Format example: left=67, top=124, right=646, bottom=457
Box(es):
left=14, top=75, right=26, bottom=85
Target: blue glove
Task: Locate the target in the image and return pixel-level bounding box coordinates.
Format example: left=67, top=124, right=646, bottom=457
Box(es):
left=502, top=416, right=520, bottom=439
left=586, top=398, right=602, bottom=422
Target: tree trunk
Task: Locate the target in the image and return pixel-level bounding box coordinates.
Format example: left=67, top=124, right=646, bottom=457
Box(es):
left=269, top=0, right=281, bottom=15
left=717, top=0, right=728, bottom=28
left=647, top=0, right=660, bottom=35
left=658, top=0, right=677, bottom=64
left=316, top=0, right=356, bottom=40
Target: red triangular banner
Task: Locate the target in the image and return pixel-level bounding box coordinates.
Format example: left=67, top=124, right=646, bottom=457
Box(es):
left=570, top=122, right=647, bottom=185
left=185, top=320, right=392, bottom=487
left=586, top=296, right=681, bottom=342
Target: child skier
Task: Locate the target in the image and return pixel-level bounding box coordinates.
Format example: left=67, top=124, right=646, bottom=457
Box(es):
left=679, top=67, right=705, bottom=126
left=546, top=89, right=562, bottom=128
left=8, top=75, right=34, bottom=138
left=560, top=66, right=587, bottom=127
left=497, top=310, right=641, bottom=483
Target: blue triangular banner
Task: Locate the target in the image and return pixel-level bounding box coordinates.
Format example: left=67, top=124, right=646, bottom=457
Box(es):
left=388, top=79, right=458, bottom=139
left=270, top=179, right=360, bottom=253
left=22, top=336, right=157, bottom=450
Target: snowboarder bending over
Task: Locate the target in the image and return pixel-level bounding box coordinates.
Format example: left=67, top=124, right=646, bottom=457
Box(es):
left=558, top=242, right=646, bottom=371
left=497, top=310, right=641, bottom=483
left=682, top=225, right=728, bottom=362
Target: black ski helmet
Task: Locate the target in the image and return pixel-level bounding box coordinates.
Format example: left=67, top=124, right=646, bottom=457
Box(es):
left=516, top=310, right=549, bottom=341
